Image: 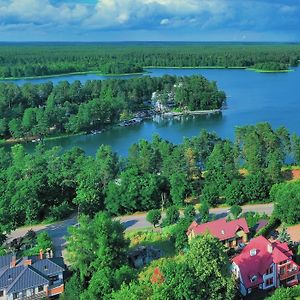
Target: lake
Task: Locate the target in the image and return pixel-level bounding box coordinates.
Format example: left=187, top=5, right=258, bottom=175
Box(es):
left=2, top=67, right=300, bottom=156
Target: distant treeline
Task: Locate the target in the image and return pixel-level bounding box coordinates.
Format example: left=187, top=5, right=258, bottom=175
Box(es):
left=0, top=75, right=225, bottom=140
left=0, top=43, right=299, bottom=77
left=1, top=123, right=300, bottom=233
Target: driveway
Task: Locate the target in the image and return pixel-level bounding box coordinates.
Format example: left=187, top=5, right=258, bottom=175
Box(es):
left=6, top=203, right=274, bottom=257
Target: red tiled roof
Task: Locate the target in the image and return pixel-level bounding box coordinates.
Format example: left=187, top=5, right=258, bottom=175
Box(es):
left=187, top=218, right=249, bottom=241
left=232, top=236, right=297, bottom=289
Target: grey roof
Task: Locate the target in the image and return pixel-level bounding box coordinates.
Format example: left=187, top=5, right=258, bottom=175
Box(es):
left=0, top=254, right=13, bottom=269
left=32, top=258, right=65, bottom=276
left=7, top=266, right=49, bottom=294
left=0, top=255, right=65, bottom=294
left=0, top=265, right=24, bottom=290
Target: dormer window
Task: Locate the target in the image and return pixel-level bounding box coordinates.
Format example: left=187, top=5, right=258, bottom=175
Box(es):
left=250, top=275, right=257, bottom=283
left=221, top=230, right=225, bottom=235
left=44, top=265, right=48, bottom=271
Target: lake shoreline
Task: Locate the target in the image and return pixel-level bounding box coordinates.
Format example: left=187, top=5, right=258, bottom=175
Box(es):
left=0, top=71, right=147, bottom=81
left=1, top=65, right=293, bottom=81
left=246, top=68, right=293, bottom=73
left=0, top=108, right=222, bottom=146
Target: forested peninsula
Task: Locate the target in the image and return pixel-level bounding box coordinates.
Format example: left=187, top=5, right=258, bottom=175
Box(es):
left=0, top=43, right=299, bottom=78
left=0, top=75, right=225, bottom=141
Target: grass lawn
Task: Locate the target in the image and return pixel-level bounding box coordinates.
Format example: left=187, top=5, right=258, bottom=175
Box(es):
left=125, top=226, right=176, bottom=257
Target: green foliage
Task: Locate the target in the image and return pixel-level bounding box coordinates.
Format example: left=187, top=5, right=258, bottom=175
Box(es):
left=0, top=75, right=225, bottom=141
left=0, top=43, right=299, bottom=78
left=173, top=218, right=191, bottom=252
left=242, top=211, right=268, bottom=229
left=23, top=232, right=53, bottom=256
left=184, top=205, right=196, bottom=221
left=75, top=145, right=119, bottom=216
left=199, top=200, right=210, bottom=223
left=224, top=179, right=245, bottom=205
left=67, top=212, right=129, bottom=281
left=174, top=75, right=226, bottom=110
left=185, top=234, right=236, bottom=300
left=252, top=62, right=289, bottom=71
left=202, top=141, right=238, bottom=206
left=66, top=212, right=136, bottom=299
left=267, top=286, right=300, bottom=300
left=292, top=134, right=300, bottom=166
left=277, top=226, right=291, bottom=244
left=164, top=206, right=180, bottom=226
left=48, top=201, right=73, bottom=221
left=272, top=181, right=300, bottom=224
left=256, top=216, right=280, bottom=238
left=0, top=123, right=296, bottom=233
left=230, top=205, right=242, bottom=219
left=146, top=209, right=161, bottom=227
left=236, top=123, right=285, bottom=183
left=60, top=273, right=83, bottom=300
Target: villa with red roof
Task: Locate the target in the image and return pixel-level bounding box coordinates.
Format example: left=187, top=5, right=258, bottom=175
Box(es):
left=187, top=217, right=249, bottom=249
left=232, top=236, right=300, bottom=296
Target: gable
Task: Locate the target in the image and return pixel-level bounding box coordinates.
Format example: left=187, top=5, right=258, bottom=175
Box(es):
left=33, top=258, right=65, bottom=277
left=7, top=266, right=49, bottom=294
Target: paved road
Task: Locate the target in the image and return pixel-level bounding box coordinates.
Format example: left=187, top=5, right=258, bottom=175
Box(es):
left=7, top=203, right=274, bottom=257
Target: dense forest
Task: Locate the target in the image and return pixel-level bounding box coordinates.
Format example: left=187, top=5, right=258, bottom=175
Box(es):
left=0, top=43, right=299, bottom=77
left=1, top=123, right=300, bottom=234
left=0, top=75, right=225, bottom=140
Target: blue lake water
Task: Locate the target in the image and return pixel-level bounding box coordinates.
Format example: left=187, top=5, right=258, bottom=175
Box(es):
left=2, top=68, right=300, bottom=156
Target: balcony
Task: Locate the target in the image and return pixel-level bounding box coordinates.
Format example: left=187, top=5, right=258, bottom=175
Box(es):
left=279, top=267, right=300, bottom=281
left=48, top=282, right=64, bottom=297
left=15, top=291, right=47, bottom=300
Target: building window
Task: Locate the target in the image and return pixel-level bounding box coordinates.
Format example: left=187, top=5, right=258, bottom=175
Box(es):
left=266, top=266, right=273, bottom=274
left=0, top=290, right=3, bottom=297
left=266, top=278, right=273, bottom=286
left=38, top=286, right=44, bottom=292
left=13, top=293, right=18, bottom=300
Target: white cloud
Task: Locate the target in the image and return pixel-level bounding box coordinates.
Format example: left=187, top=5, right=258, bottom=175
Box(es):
left=0, top=0, right=299, bottom=41
left=160, top=18, right=170, bottom=25
left=0, top=0, right=89, bottom=25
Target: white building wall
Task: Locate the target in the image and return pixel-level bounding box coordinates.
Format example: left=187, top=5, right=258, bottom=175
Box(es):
left=231, top=263, right=247, bottom=296
left=262, top=263, right=276, bottom=290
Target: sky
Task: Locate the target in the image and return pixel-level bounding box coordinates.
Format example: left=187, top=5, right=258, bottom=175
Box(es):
left=0, top=0, right=299, bottom=42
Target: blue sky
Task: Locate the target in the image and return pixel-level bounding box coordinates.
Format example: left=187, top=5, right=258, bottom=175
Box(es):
left=0, top=0, right=299, bottom=42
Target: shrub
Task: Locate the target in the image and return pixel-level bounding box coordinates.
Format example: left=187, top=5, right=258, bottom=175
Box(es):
left=146, top=209, right=161, bottom=227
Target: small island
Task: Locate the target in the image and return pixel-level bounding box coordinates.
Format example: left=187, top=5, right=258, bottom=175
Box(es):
left=248, top=62, right=292, bottom=73
left=0, top=75, right=226, bottom=143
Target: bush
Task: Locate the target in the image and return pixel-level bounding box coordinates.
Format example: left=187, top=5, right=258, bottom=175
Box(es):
left=49, top=201, right=73, bottom=221
left=184, top=205, right=196, bottom=221
left=146, top=209, right=161, bottom=227
left=230, top=205, right=242, bottom=219
left=163, top=206, right=180, bottom=226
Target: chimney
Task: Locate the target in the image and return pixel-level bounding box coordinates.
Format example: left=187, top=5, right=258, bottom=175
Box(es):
left=10, top=255, right=17, bottom=268
left=267, top=244, right=273, bottom=254
left=39, top=249, right=44, bottom=260
left=23, top=257, right=32, bottom=266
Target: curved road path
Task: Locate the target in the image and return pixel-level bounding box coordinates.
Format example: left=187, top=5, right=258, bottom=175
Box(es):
left=7, top=203, right=274, bottom=257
